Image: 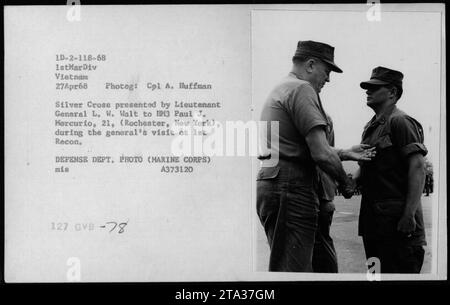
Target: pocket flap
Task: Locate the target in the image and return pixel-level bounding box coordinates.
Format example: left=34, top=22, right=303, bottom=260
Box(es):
left=256, top=166, right=280, bottom=180
left=373, top=199, right=405, bottom=216
left=377, top=134, right=393, bottom=149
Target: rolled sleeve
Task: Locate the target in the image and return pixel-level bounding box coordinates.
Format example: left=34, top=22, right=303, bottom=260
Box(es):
left=391, top=115, right=428, bottom=157
left=287, top=83, right=327, bottom=137
left=401, top=142, right=428, bottom=157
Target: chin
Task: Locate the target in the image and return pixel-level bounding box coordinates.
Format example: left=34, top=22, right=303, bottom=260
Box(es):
left=366, top=101, right=377, bottom=109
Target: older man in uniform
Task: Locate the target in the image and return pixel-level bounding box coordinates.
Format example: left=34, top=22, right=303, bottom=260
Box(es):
left=356, top=67, right=427, bottom=273
left=257, top=41, right=375, bottom=272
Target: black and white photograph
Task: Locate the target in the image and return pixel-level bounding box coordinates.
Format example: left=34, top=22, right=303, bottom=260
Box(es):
left=3, top=2, right=446, bottom=289
left=252, top=4, right=445, bottom=279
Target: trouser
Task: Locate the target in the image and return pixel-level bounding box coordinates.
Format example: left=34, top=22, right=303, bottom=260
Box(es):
left=425, top=186, right=430, bottom=196
left=312, top=202, right=338, bottom=273
left=257, top=160, right=319, bottom=272
left=362, top=237, right=425, bottom=273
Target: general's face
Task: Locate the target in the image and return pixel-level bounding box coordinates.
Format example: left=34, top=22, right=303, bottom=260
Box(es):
left=365, top=85, right=391, bottom=108
left=310, top=60, right=331, bottom=93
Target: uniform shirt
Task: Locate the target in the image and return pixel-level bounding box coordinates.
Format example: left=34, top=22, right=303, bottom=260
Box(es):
left=358, top=104, right=428, bottom=245
left=259, top=72, right=328, bottom=165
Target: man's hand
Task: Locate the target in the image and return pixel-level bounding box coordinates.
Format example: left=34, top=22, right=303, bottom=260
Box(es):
left=306, top=127, right=355, bottom=195
left=345, top=144, right=376, bottom=161
left=338, top=178, right=355, bottom=199
left=397, top=214, right=416, bottom=236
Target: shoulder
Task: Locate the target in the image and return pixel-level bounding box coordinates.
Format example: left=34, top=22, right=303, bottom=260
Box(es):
left=388, top=107, right=426, bottom=149
left=277, top=75, right=315, bottom=94
left=291, top=79, right=316, bottom=95
left=287, top=80, right=318, bottom=105
left=277, top=77, right=318, bottom=107
left=270, top=76, right=312, bottom=99
left=389, top=108, right=423, bottom=130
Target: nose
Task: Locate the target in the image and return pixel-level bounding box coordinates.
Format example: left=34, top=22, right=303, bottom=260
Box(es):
left=325, top=74, right=330, bottom=82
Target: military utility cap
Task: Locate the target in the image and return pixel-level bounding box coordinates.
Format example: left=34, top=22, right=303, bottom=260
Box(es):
left=360, top=66, right=403, bottom=89
left=294, top=40, right=343, bottom=73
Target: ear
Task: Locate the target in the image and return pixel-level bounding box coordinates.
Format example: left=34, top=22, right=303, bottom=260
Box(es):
left=305, top=58, right=315, bottom=73
left=389, top=86, right=398, bottom=99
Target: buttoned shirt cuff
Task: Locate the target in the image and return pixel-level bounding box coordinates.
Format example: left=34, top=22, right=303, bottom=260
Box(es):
left=400, top=142, right=428, bottom=157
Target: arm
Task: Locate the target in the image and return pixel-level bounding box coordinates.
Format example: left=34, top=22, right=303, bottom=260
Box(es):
left=397, top=153, right=426, bottom=234
left=389, top=115, right=428, bottom=235
left=305, top=126, right=354, bottom=198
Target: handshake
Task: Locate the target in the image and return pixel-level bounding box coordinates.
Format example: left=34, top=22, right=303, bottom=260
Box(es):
left=336, top=144, right=374, bottom=199
left=338, top=176, right=357, bottom=199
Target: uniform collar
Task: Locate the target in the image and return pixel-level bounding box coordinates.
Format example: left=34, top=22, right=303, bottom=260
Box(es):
left=289, top=71, right=307, bottom=83
left=288, top=72, right=314, bottom=88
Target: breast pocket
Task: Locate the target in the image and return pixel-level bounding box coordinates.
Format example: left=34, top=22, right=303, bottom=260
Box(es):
left=376, top=133, right=393, bottom=149
left=374, top=134, right=395, bottom=171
